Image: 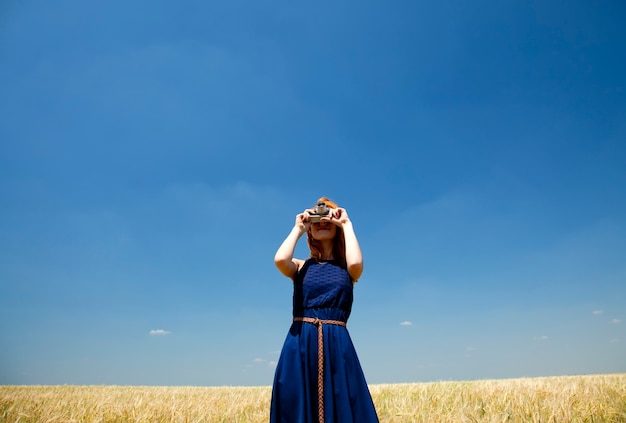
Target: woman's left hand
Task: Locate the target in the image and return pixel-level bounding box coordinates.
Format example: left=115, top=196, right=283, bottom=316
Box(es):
left=328, top=207, right=351, bottom=227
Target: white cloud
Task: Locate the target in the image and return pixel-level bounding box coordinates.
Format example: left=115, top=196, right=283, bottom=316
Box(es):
left=534, top=335, right=549, bottom=341
left=268, top=361, right=277, bottom=367
left=611, top=319, right=622, bottom=324
left=592, top=310, right=604, bottom=315
left=253, top=358, right=265, bottom=363
left=149, top=329, right=171, bottom=336
left=400, top=321, right=413, bottom=326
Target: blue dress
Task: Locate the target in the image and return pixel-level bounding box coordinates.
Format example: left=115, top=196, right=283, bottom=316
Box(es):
left=270, top=259, right=379, bottom=423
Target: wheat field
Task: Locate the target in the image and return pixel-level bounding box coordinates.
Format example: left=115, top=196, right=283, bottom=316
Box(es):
left=1, top=374, right=625, bottom=422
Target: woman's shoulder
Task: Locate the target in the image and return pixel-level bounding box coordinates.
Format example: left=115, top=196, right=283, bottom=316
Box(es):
left=294, top=257, right=319, bottom=277
left=293, top=258, right=306, bottom=270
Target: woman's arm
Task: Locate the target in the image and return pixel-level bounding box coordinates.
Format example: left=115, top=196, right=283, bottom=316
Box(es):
left=274, top=211, right=310, bottom=279
left=333, top=208, right=364, bottom=281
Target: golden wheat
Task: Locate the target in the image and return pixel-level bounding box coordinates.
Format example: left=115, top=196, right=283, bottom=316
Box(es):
left=1, top=374, right=624, bottom=422
left=369, top=374, right=626, bottom=422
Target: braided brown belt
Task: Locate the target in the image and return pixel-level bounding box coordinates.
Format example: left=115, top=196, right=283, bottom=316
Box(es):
left=293, top=317, right=347, bottom=423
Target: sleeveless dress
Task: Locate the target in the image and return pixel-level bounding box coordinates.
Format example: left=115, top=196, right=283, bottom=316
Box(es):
left=270, top=259, right=379, bottom=423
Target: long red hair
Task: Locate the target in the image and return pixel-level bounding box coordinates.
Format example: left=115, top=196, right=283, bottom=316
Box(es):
left=307, top=197, right=347, bottom=269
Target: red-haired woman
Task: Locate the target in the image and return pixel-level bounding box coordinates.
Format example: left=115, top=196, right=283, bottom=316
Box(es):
left=270, top=197, right=379, bottom=423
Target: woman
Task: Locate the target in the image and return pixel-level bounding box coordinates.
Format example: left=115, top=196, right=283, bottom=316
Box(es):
left=270, top=197, right=379, bottom=423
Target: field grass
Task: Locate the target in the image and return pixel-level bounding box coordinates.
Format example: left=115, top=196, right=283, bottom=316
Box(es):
left=1, top=373, right=625, bottom=422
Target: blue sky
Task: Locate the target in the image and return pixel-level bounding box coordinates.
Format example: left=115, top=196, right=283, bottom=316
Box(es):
left=1, top=0, right=625, bottom=386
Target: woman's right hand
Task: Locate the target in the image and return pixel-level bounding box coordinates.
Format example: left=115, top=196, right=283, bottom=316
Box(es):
left=295, top=210, right=312, bottom=234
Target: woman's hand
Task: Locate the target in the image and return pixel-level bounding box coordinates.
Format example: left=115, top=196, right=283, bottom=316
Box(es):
left=295, top=209, right=313, bottom=234
left=327, top=207, right=351, bottom=227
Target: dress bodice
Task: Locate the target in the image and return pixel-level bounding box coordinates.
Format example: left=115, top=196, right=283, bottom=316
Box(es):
left=292, top=259, right=353, bottom=321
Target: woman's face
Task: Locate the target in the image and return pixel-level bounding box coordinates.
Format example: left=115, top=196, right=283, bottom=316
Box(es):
left=310, top=221, right=337, bottom=241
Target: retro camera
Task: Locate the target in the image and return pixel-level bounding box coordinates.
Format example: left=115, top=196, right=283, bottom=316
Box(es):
left=309, top=202, right=330, bottom=223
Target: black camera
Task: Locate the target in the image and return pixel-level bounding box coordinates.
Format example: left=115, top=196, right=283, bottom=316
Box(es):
left=309, top=202, right=330, bottom=223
